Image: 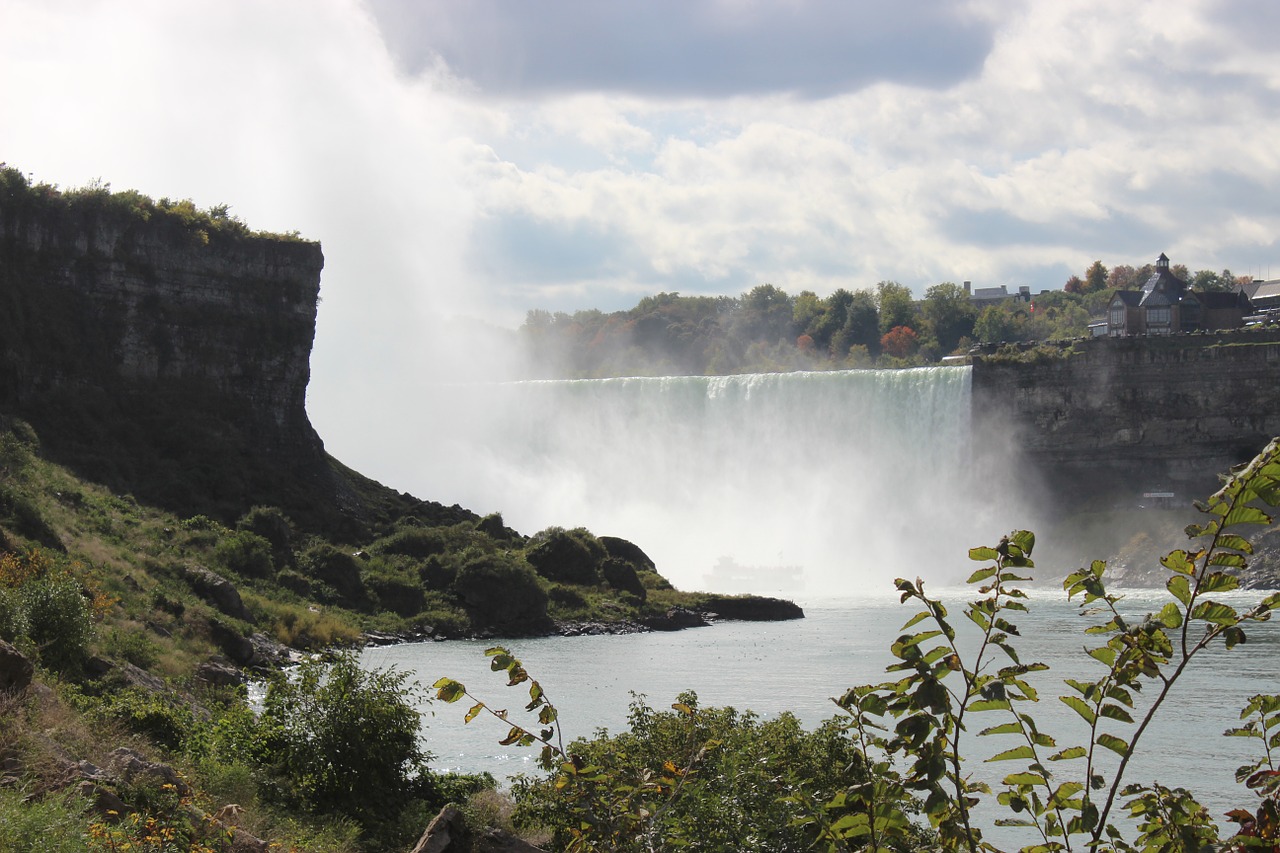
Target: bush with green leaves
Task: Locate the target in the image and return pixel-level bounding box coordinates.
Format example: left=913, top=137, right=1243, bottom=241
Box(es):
left=525, top=527, right=605, bottom=586
left=451, top=552, right=550, bottom=631
left=510, top=692, right=905, bottom=852
left=257, top=651, right=435, bottom=848
left=237, top=505, right=294, bottom=568
left=214, top=528, right=275, bottom=578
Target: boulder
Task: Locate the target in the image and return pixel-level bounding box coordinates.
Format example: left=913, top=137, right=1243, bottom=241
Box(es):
left=196, top=657, right=246, bottom=687
left=642, top=607, right=709, bottom=632
left=209, top=619, right=256, bottom=665
left=120, top=663, right=167, bottom=694
left=108, top=747, right=190, bottom=798
left=183, top=565, right=252, bottom=621
left=0, top=639, right=33, bottom=691
left=409, top=804, right=545, bottom=853
left=74, top=780, right=128, bottom=821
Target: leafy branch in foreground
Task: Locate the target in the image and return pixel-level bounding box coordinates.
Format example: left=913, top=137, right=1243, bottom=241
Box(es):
left=434, top=646, right=566, bottom=772
left=824, top=436, right=1280, bottom=853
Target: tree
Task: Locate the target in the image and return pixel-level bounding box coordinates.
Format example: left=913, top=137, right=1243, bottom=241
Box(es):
left=880, top=325, right=919, bottom=359
left=921, top=282, right=978, bottom=355
left=730, top=283, right=794, bottom=345
left=1107, top=264, right=1140, bottom=291
left=876, top=280, right=915, bottom=334
left=830, top=289, right=880, bottom=357
left=259, top=652, right=434, bottom=840
left=1084, top=259, right=1108, bottom=293
left=1063, top=274, right=1086, bottom=294
left=973, top=304, right=1019, bottom=343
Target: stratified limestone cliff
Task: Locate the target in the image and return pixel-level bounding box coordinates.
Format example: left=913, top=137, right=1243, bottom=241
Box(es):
left=0, top=174, right=415, bottom=534
left=971, top=331, right=1280, bottom=505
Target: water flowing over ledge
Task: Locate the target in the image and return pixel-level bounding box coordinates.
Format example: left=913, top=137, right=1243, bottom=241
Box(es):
left=406, top=366, right=1030, bottom=594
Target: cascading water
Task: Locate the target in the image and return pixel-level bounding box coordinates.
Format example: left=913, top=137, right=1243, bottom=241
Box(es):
left=404, top=366, right=1033, bottom=595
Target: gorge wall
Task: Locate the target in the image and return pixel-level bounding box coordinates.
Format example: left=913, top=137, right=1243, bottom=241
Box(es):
left=971, top=331, right=1280, bottom=506
left=0, top=176, right=352, bottom=528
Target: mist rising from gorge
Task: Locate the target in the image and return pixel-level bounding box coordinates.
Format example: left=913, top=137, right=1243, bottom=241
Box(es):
left=375, top=366, right=1041, bottom=596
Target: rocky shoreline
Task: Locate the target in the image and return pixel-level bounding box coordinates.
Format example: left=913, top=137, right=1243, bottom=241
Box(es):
left=362, top=596, right=807, bottom=646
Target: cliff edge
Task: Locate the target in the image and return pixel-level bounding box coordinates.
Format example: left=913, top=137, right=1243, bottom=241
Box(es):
left=0, top=168, right=447, bottom=537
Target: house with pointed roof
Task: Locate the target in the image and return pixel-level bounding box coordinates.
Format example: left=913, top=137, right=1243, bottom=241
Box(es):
left=1107, top=253, right=1252, bottom=336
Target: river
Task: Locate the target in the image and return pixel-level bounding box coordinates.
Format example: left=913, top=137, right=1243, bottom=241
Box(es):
left=363, top=585, right=1279, bottom=837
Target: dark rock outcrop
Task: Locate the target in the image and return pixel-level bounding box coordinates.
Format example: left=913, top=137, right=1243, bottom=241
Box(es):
left=409, top=804, right=545, bottom=853
left=0, top=639, right=33, bottom=691
left=183, top=565, right=252, bottom=621
left=972, top=331, right=1280, bottom=506
left=695, top=594, right=804, bottom=622
left=643, top=607, right=710, bottom=631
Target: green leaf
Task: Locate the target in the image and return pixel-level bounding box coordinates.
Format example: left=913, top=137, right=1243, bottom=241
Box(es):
left=1099, top=704, right=1134, bottom=723
left=1059, top=696, right=1097, bottom=725
left=1156, top=602, right=1183, bottom=628
left=969, top=698, right=1012, bottom=712
left=1003, top=771, right=1047, bottom=786
left=1097, top=733, right=1129, bottom=756
left=967, top=565, right=997, bottom=583
left=1167, top=575, right=1192, bottom=607
left=900, top=610, right=931, bottom=630
left=1216, top=533, right=1255, bottom=555
left=1190, top=600, right=1240, bottom=625
left=1010, top=530, right=1036, bottom=556
left=464, top=702, right=484, bottom=724
left=1224, top=504, right=1272, bottom=527
left=433, top=677, right=466, bottom=703
left=1201, top=569, right=1242, bottom=589
left=1160, top=550, right=1197, bottom=576
left=1050, top=746, right=1087, bottom=761
left=979, top=722, right=1024, bottom=737
left=987, top=745, right=1036, bottom=762
left=969, top=547, right=999, bottom=562
left=1224, top=626, right=1247, bottom=649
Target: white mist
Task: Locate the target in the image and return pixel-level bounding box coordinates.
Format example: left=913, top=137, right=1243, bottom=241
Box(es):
left=386, top=366, right=1034, bottom=595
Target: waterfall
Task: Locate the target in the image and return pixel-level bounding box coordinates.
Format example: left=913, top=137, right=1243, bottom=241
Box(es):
left=405, top=366, right=1030, bottom=596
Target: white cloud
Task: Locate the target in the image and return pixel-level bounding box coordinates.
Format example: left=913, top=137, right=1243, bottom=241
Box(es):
left=3, top=0, right=1280, bottom=497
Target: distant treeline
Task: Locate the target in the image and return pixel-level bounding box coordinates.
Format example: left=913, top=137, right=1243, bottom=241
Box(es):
left=521, top=259, right=1249, bottom=377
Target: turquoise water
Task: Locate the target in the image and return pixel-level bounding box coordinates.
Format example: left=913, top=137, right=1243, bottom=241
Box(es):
left=364, top=585, right=1279, bottom=833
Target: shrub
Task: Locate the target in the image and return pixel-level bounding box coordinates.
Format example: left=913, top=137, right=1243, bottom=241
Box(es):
left=548, top=584, right=588, bottom=610
left=373, top=526, right=447, bottom=559
left=258, top=651, right=435, bottom=847
left=525, top=527, right=602, bottom=585
left=418, top=554, right=457, bottom=591
left=237, top=505, right=294, bottom=568
left=297, top=542, right=364, bottom=602
left=214, top=529, right=274, bottom=578
left=20, top=570, right=93, bottom=672
left=86, top=687, right=195, bottom=752
left=0, top=484, right=62, bottom=549
left=451, top=553, right=549, bottom=631
left=101, top=626, right=160, bottom=668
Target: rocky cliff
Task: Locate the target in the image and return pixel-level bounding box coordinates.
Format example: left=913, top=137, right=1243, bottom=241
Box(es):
left=971, top=331, right=1280, bottom=506
left=0, top=171, right=416, bottom=534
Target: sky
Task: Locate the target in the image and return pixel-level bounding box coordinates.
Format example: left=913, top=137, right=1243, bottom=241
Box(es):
left=3, top=0, right=1280, bottom=505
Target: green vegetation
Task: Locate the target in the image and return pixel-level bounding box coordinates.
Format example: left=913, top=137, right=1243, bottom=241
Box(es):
left=0, top=163, right=308, bottom=244
left=0, top=410, right=788, bottom=851
left=439, top=438, right=1280, bottom=852
left=521, top=257, right=1259, bottom=378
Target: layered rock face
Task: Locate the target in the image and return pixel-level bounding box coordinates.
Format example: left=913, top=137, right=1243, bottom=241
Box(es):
left=972, top=331, right=1280, bottom=504
left=0, top=187, right=331, bottom=519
